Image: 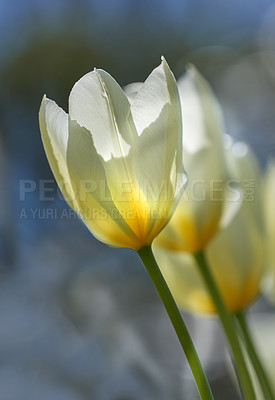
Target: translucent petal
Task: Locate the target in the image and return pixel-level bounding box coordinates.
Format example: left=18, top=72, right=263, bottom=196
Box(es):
left=154, top=208, right=264, bottom=314
left=179, top=64, right=225, bottom=156
left=66, top=118, right=140, bottom=249
left=129, top=58, right=187, bottom=241
left=123, top=82, right=143, bottom=104
left=69, top=69, right=133, bottom=161
left=39, top=96, right=78, bottom=211
left=154, top=143, right=264, bottom=313
left=262, top=160, right=275, bottom=302
left=157, top=66, right=226, bottom=252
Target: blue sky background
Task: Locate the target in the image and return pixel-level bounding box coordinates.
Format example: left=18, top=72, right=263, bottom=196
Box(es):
left=1, top=0, right=275, bottom=64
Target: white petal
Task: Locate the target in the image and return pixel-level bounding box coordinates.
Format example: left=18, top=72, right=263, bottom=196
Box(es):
left=180, top=66, right=226, bottom=219
left=157, top=145, right=225, bottom=253
left=264, top=160, right=275, bottom=239
left=39, top=96, right=78, bottom=210
left=66, top=118, right=139, bottom=248
left=123, top=82, right=143, bottom=104
left=153, top=246, right=211, bottom=313
left=131, top=57, right=177, bottom=136
left=219, top=183, right=242, bottom=230
left=154, top=200, right=264, bottom=313
left=221, top=140, right=263, bottom=231
left=206, top=205, right=264, bottom=312
left=157, top=66, right=227, bottom=252
left=179, top=64, right=225, bottom=155
left=132, top=58, right=187, bottom=235
left=69, top=69, right=133, bottom=161
left=262, top=160, right=275, bottom=303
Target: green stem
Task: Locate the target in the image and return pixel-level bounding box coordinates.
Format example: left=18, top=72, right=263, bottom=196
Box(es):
left=193, top=251, right=256, bottom=400
left=235, top=311, right=275, bottom=400
left=138, top=246, right=214, bottom=400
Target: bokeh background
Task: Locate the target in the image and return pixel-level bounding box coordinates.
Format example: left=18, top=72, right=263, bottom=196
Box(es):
left=1, top=0, right=275, bottom=399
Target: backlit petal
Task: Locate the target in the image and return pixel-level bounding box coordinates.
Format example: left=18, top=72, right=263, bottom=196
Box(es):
left=69, top=69, right=133, bottom=161
left=157, top=66, right=226, bottom=252
left=154, top=144, right=264, bottom=313
left=39, top=96, right=78, bottom=211
left=67, top=118, right=140, bottom=249
left=130, top=58, right=187, bottom=241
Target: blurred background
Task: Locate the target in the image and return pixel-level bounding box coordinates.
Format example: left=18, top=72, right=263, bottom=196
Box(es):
left=1, top=0, right=275, bottom=399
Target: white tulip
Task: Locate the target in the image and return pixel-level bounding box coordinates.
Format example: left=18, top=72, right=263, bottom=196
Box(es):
left=39, top=58, right=187, bottom=250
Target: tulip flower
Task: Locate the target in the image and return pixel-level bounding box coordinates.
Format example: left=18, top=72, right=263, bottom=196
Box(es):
left=154, top=139, right=266, bottom=400
left=154, top=140, right=264, bottom=314
left=263, top=160, right=275, bottom=302
left=152, top=63, right=262, bottom=398
left=39, top=59, right=215, bottom=400
left=156, top=65, right=227, bottom=254
left=39, top=58, right=187, bottom=251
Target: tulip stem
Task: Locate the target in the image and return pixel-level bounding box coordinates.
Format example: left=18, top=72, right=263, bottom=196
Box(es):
left=138, top=246, right=214, bottom=400
left=193, top=250, right=256, bottom=400
left=235, top=311, right=275, bottom=400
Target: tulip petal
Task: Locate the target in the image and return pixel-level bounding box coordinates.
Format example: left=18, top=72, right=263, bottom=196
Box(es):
left=154, top=141, right=264, bottom=313
left=206, top=210, right=264, bottom=313
left=69, top=69, right=134, bottom=162
left=221, top=140, right=263, bottom=232
left=180, top=66, right=226, bottom=237
left=154, top=206, right=264, bottom=314
left=157, top=66, right=226, bottom=252
left=153, top=246, right=218, bottom=313
left=179, top=64, right=225, bottom=155
left=39, top=96, right=78, bottom=211
left=230, top=141, right=263, bottom=232
left=219, top=182, right=242, bottom=230
left=66, top=118, right=141, bottom=249
left=130, top=58, right=174, bottom=136
left=123, top=82, right=143, bottom=104
left=263, top=160, right=275, bottom=302
left=130, top=58, right=187, bottom=239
